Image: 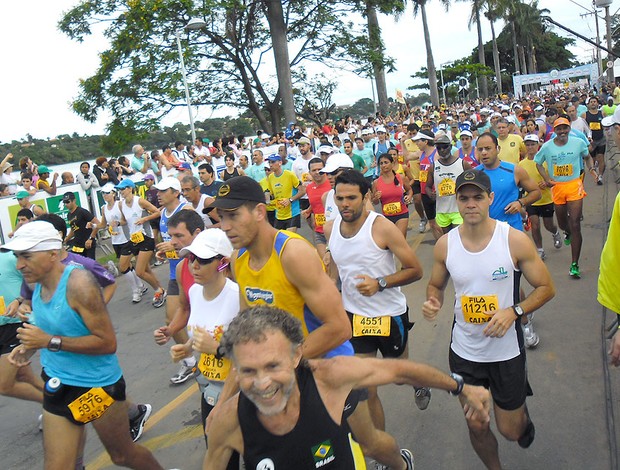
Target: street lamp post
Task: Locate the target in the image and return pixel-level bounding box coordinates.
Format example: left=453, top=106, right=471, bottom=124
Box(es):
left=176, top=18, right=207, bottom=144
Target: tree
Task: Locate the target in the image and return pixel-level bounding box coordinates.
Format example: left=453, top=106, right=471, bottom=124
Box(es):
left=410, top=0, right=451, bottom=107
left=459, top=0, right=488, bottom=97
left=483, top=0, right=503, bottom=94
left=59, top=0, right=367, bottom=138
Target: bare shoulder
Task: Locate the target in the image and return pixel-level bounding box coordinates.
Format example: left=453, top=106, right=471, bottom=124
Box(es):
left=67, top=268, right=106, bottom=310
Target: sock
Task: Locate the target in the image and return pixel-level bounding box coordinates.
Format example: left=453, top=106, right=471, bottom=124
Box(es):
left=125, top=268, right=140, bottom=290
left=183, top=356, right=197, bottom=367
left=127, top=403, right=140, bottom=419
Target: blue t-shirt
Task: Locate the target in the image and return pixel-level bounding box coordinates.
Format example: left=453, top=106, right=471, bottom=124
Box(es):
left=354, top=147, right=376, bottom=178
left=534, top=136, right=588, bottom=182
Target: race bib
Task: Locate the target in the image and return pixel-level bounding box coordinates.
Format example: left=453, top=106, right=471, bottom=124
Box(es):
left=553, top=164, right=573, bottom=177
left=107, top=225, right=118, bottom=236
left=314, top=213, right=326, bottom=227
left=302, top=172, right=312, bottom=183
left=165, top=250, right=179, bottom=259
left=130, top=231, right=145, bottom=244
left=590, top=122, right=602, bottom=131
left=419, top=170, right=428, bottom=183
left=275, top=199, right=287, bottom=210
left=70, top=246, right=85, bottom=253
left=437, top=178, right=456, bottom=197
left=461, top=295, right=499, bottom=324
left=352, top=315, right=391, bottom=337
left=68, top=387, right=115, bottom=424
left=0, top=296, right=5, bottom=316
left=198, top=353, right=231, bottom=381
left=382, top=202, right=402, bottom=215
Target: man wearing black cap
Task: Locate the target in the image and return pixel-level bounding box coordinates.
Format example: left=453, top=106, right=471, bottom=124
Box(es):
left=423, top=169, right=555, bottom=469
left=211, top=176, right=417, bottom=470
left=63, top=192, right=99, bottom=260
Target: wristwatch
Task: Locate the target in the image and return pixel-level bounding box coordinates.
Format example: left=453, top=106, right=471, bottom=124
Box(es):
left=376, top=277, right=388, bottom=292
left=511, top=304, right=525, bottom=318
left=48, top=336, right=62, bottom=352
left=449, top=372, right=464, bottom=396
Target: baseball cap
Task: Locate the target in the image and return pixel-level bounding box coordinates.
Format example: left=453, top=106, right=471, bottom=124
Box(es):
left=177, top=162, right=192, bottom=171
left=1, top=221, right=62, bottom=252
left=317, top=145, right=334, bottom=154
left=460, top=130, right=474, bottom=138
left=412, top=131, right=435, bottom=142
left=297, top=137, right=311, bottom=145
left=211, top=176, right=267, bottom=210
left=143, top=174, right=155, bottom=181
left=115, top=179, right=136, bottom=190
left=602, top=106, right=620, bottom=127
left=179, top=228, right=233, bottom=260
left=347, top=128, right=357, bottom=134
left=361, top=128, right=372, bottom=136
left=534, top=105, right=544, bottom=112
left=100, top=183, right=116, bottom=193
left=61, top=192, right=76, bottom=203
left=266, top=154, right=282, bottom=162
left=260, top=133, right=270, bottom=139
left=38, top=165, right=51, bottom=174
left=320, top=154, right=354, bottom=174
left=553, top=117, right=571, bottom=128
left=154, top=177, right=181, bottom=191
left=455, top=169, right=492, bottom=194
left=375, top=126, right=387, bottom=134
left=524, top=134, right=540, bottom=143
left=15, top=190, right=30, bottom=200
left=435, top=134, right=451, bottom=145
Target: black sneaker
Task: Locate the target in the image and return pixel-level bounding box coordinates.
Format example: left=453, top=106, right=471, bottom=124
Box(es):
left=129, top=404, right=152, bottom=442
left=517, top=417, right=535, bottom=448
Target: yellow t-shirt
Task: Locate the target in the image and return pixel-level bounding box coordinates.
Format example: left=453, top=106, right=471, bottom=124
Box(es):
left=598, top=191, right=620, bottom=313
left=498, top=134, right=525, bottom=165
left=518, top=158, right=552, bottom=206
left=259, top=177, right=275, bottom=212
left=267, top=170, right=300, bottom=220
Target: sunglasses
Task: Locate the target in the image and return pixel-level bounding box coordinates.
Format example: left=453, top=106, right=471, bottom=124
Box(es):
left=436, top=144, right=452, bottom=150
left=187, top=253, right=222, bottom=265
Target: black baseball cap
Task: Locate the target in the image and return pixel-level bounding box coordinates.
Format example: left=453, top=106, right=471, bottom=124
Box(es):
left=455, top=170, right=492, bottom=194
left=61, top=192, right=76, bottom=203
left=211, top=176, right=266, bottom=209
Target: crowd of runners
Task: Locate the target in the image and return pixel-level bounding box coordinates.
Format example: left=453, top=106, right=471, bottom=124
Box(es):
left=1, top=86, right=619, bottom=470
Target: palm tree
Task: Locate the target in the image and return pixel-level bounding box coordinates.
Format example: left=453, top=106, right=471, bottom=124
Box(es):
left=483, top=0, right=503, bottom=94
left=365, top=1, right=390, bottom=115
left=459, top=0, right=488, bottom=97
left=410, top=0, right=451, bottom=107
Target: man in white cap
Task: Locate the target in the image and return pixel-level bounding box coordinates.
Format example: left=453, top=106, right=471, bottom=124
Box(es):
left=4, top=221, right=164, bottom=470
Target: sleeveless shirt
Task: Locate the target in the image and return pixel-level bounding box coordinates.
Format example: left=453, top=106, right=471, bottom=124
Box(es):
left=476, top=162, right=522, bottom=230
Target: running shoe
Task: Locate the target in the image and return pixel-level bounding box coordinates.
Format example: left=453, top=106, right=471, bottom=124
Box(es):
left=152, top=289, right=167, bottom=308
left=129, top=404, right=152, bottom=442
left=552, top=231, right=562, bottom=249
left=38, top=414, right=43, bottom=432
left=400, top=449, right=415, bottom=470
left=418, top=218, right=427, bottom=233
left=536, top=249, right=546, bottom=261
left=153, top=258, right=164, bottom=267
left=563, top=231, right=571, bottom=246
left=597, top=175, right=603, bottom=185
left=518, top=417, right=536, bottom=448
left=132, top=288, right=142, bottom=303
left=569, top=262, right=580, bottom=279
left=372, top=462, right=388, bottom=470
left=523, top=322, right=540, bottom=349
left=170, top=362, right=198, bottom=384
left=106, top=260, right=119, bottom=277
left=522, top=215, right=531, bottom=232
left=414, top=387, right=431, bottom=410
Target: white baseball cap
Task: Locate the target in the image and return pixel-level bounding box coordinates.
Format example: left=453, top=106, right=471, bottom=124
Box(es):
left=1, top=221, right=62, bottom=252
left=602, top=106, right=620, bottom=127
left=154, top=177, right=181, bottom=191
left=320, top=154, right=355, bottom=174
left=179, top=228, right=233, bottom=260
left=523, top=134, right=540, bottom=143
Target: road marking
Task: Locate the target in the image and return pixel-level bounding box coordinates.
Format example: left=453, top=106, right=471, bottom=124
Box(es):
left=87, top=382, right=199, bottom=469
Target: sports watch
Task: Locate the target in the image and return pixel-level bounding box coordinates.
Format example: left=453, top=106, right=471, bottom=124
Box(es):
left=449, top=372, right=464, bottom=396
left=512, top=304, right=525, bottom=318
left=48, top=336, right=62, bottom=352
left=376, top=277, right=388, bottom=292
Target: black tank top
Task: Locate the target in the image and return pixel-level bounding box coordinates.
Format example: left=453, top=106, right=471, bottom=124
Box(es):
left=238, top=365, right=360, bottom=469
left=585, top=110, right=605, bottom=142
left=222, top=167, right=240, bottom=181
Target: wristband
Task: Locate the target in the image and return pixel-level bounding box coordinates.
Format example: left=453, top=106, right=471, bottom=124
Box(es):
left=518, top=199, right=525, bottom=208
left=214, top=345, right=226, bottom=360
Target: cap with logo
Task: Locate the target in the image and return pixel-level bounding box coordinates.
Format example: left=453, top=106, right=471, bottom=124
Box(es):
left=297, top=137, right=311, bottom=145
left=455, top=169, right=492, bottom=194
left=61, top=192, right=76, bottom=203
left=38, top=165, right=51, bottom=174
left=177, top=162, right=192, bottom=171
left=211, top=176, right=267, bottom=210
left=412, top=131, right=435, bottom=142
left=523, top=134, right=540, bottom=143
left=553, top=117, right=571, bottom=128
left=266, top=154, right=282, bottom=162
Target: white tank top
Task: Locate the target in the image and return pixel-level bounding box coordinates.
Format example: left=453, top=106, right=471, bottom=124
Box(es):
left=192, top=193, right=214, bottom=229
left=187, top=278, right=240, bottom=338
left=102, top=201, right=129, bottom=245
left=324, top=189, right=339, bottom=222
left=329, top=211, right=406, bottom=317
left=433, top=158, right=465, bottom=214
left=446, top=221, right=521, bottom=362
left=120, top=197, right=153, bottom=238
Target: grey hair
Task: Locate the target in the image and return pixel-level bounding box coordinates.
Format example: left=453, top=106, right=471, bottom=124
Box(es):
left=496, top=118, right=510, bottom=126
left=132, top=144, right=142, bottom=154
left=181, top=175, right=200, bottom=188
left=220, top=306, right=304, bottom=359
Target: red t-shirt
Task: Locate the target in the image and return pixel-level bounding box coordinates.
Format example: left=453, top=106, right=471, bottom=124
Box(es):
left=306, top=179, right=331, bottom=233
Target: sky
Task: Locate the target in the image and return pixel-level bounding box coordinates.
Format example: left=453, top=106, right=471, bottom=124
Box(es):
left=0, top=0, right=617, bottom=143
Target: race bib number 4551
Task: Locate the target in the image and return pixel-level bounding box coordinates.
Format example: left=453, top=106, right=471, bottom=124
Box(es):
left=461, top=295, right=499, bottom=324
left=352, top=315, right=391, bottom=337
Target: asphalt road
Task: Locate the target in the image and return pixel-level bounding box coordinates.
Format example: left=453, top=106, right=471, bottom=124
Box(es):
left=1, top=154, right=619, bottom=470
